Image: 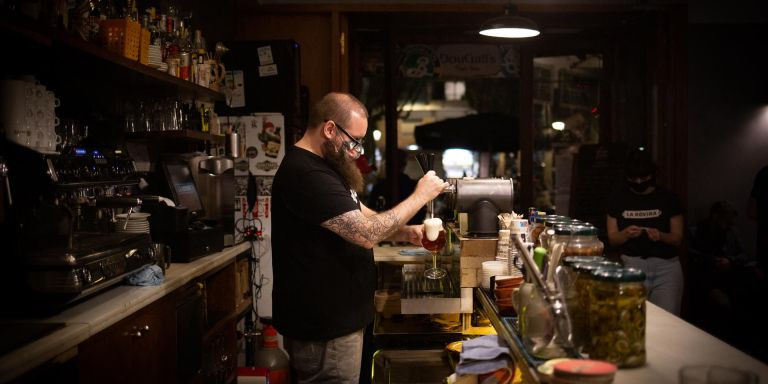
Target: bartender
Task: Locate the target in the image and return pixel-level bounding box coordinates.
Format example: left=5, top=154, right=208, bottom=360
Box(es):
left=270, top=91, right=448, bottom=383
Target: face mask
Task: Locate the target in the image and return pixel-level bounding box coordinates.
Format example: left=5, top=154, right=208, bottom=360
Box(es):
left=628, top=175, right=655, bottom=193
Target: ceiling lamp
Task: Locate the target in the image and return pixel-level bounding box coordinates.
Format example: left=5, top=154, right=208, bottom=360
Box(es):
left=479, top=3, right=540, bottom=38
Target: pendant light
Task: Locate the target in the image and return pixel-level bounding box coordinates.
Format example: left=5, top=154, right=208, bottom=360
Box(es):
left=479, top=3, right=540, bottom=38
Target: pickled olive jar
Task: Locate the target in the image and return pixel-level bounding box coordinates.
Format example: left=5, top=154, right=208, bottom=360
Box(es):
left=530, top=216, right=546, bottom=246
left=559, top=255, right=608, bottom=291
left=588, top=267, right=647, bottom=367
left=566, top=261, right=621, bottom=354
left=556, top=224, right=604, bottom=257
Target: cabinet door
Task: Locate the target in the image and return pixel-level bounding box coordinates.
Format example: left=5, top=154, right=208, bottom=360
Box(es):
left=79, top=295, right=176, bottom=384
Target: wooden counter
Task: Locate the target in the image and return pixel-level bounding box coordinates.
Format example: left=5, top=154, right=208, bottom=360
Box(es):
left=0, top=242, right=250, bottom=383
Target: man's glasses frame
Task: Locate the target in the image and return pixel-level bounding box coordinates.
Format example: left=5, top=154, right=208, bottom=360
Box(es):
left=328, top=120, right=364, bottom=157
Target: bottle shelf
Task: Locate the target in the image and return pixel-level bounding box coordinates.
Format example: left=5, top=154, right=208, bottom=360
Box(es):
left=1, top=13, right=224, bottom=103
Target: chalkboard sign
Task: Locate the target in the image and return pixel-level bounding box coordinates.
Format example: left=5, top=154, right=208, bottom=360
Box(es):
left=569, top=143, right=629, bottom=236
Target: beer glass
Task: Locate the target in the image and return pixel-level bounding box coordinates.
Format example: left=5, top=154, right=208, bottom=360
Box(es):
left=422, top=218, right=447, bottom=279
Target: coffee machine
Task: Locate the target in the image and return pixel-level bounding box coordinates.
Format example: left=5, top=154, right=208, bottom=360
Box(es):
left=144, top=157, right=224, bottom=263
left=0, top=141, right=156, bottom=311
left=184, top=153, right=235, bottom=246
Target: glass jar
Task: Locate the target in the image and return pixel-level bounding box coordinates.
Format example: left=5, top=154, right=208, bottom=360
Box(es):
left=520, top=282, right=567, bottom=359
left=565, top=260, right=620, bottom=354
left=588, top=267, right=646, bottom=367
left=557, top=255, right=608, bottom=294
left=554, top=224, right=604, bottom=257
left=538, top=216, right=568, bottom=252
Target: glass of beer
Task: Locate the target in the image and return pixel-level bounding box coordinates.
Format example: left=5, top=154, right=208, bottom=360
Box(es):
left=422, top=217, right=447, bottom=279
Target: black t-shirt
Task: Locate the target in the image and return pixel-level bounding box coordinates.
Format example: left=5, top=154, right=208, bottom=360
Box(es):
left=605, top=185, right=683, bottom=259
left=750, top=166, right=768, bottom=264
left=271, top=146, right=376, bottom=341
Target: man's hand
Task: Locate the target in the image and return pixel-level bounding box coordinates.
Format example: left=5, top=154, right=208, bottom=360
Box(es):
left=402, top=225, right=424, bottom=246
left=414, top=170, right=449, bottom=205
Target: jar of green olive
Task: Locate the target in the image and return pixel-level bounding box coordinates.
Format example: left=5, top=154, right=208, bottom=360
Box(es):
left=566, top=260, right=620, bottom=355
left=588, top=267, right=646, bottom=367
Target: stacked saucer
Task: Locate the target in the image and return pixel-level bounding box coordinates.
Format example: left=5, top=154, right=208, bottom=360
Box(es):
left=115, top=212, right=151, bottom=234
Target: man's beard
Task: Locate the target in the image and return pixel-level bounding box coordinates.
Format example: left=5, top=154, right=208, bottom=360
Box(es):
left=322, top=140, right=364, bottom=193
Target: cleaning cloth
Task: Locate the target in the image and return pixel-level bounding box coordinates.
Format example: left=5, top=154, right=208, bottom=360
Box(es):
left=125, top=264, right=164, bottom=286
left=456, top=335, right=513, bottom=375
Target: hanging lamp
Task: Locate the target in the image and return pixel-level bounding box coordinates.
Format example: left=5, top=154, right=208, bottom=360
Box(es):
left=479, top=3, right=540, bottom=38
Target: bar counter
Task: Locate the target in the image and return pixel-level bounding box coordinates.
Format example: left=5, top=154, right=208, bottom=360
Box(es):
left=374, top=246, right=767, bottom=383
left=476, top=282, right=768, bottom=383
left=0, top=242, right=250, bottom=383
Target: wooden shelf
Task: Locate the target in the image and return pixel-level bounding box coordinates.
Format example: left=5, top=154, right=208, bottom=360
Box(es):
left=125, top=130, right=226, bottom=144
left=1, top=13, right=224, bottom=103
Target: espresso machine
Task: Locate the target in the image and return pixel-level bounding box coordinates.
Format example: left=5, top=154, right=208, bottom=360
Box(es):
left=0, top=140, right=156, bottom=312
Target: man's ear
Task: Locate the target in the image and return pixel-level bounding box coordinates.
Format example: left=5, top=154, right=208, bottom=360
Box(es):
left=321, top=121, right=335, bottom=139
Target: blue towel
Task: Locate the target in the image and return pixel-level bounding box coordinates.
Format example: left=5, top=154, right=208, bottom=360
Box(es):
left=456, top=335, right=513, bottom=375
left=125, top=264, right=164, bottom=286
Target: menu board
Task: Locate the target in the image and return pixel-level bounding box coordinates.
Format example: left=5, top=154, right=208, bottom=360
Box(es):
left=569, top=143, right=629, bottom=236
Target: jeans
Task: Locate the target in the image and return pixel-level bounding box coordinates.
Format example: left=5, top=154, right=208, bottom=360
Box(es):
left=621, top=255, right=684, bottom=316
left=284, top=329, right=364, bottom=384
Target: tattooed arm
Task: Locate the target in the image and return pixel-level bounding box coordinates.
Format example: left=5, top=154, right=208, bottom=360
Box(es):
left=322, top=171, right=448, bottom=249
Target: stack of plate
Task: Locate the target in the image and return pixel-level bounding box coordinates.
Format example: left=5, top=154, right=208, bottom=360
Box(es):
left=115, top=212, right=151, bottom=234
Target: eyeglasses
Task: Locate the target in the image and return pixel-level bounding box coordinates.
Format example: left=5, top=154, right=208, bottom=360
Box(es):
left=328, top=120, right=364, bottom=159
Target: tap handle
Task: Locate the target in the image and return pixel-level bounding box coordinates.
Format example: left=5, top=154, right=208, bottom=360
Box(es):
left=0, top=157, right=11, bottom=206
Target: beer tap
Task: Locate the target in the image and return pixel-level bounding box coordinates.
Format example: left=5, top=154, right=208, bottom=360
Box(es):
left=415, top=152, right=437, bottom=218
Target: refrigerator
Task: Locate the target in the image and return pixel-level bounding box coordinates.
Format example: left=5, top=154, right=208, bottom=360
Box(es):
left=216, top=40, right=302, bottom=325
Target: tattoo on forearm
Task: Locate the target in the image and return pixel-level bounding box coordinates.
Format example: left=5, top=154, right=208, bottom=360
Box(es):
left=323, top=210, right=401, bottom=246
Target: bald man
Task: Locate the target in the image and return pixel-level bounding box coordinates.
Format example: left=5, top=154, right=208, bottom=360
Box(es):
left=271, top=92, right=448, bottom=383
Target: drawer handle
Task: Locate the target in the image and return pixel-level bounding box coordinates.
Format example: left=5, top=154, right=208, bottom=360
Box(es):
left=126, top=325, right=150, bottom=337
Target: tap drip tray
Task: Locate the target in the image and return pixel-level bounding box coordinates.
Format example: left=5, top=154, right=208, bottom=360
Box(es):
left=400, top=265, right=462, bottom=314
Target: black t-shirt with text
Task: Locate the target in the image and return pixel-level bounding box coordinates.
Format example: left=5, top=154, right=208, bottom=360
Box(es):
left=605, top=185, right=683, bottom=259
left=271, top=146, right=376, bottom=341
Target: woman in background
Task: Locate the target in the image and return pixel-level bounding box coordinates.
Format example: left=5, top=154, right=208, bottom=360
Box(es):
left=606, top=148, right=685, bottom=315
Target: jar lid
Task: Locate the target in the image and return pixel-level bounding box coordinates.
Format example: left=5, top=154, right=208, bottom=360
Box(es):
left=544, top=217, right=567, bottom=227
left=591, top=267, right=646, bottom=282
left=572, top=260, right=620, bottom=273
left=553, top=359, right=617, bottom=381
left=563, top=255, right=606, bottom=266
left=554, top=223, right=574, bottom=235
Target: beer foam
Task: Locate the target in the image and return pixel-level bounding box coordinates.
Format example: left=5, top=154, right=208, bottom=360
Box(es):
left=424, top=217, right=443, bottom=241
